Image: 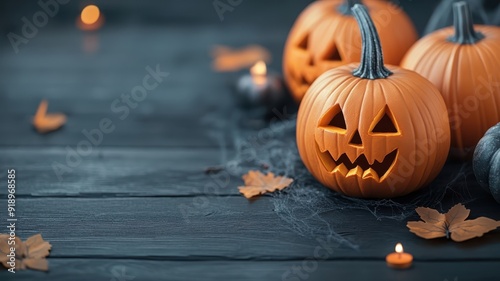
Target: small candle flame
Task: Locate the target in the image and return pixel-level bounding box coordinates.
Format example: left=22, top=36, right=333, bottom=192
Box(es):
left=251, top=61, right=267, bottom=76
left=395, top=243, right=403, bottom=254
left=250, top=61, right=267, bottom=86
left=81, top=5, right=100, bottom=25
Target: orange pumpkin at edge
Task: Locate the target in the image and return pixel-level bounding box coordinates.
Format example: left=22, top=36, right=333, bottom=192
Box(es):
left=401, top=1, right=500, bottom=160
left=296, top=4, right=451, bottom=198
left=283, top=0, right=417, bottom=103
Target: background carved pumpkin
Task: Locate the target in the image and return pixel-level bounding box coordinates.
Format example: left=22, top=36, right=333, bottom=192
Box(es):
left=473, top=123, right=500, bottom=203
left=425, top=0, right=500, bottom=35
left=296, top=4, right=451, bottom=198
left=401, top=1, right=500, bottom=159
left=283, top=0, right=417, bottom=103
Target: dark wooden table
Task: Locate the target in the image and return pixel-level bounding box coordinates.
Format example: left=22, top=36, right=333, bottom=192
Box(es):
left=1, top=1, right=499, bottom=280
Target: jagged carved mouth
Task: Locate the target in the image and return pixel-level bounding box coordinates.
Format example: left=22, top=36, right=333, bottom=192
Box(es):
left=316, top=145, right=398, bottom=181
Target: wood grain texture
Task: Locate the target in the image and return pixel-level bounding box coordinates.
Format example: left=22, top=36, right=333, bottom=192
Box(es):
left=1, top=197, right=499, bottom=261
left=1, top=259, right=498, bottom=281
left=0, top=147, right=233, bottom=196
left=0, top=25, right=289, bottom=148
left=0, top=148, right=490, bottom=199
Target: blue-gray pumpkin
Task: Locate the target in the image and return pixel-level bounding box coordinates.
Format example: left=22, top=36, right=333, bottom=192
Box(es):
left=473, top=123, right=500, bottom=203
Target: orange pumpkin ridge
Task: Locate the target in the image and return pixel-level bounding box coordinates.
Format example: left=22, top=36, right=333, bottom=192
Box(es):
left=401, top=1, right=500, bottom=159
left=283, top=0, right=417, bottom=103
left=296, top=4, right=451, bottom=198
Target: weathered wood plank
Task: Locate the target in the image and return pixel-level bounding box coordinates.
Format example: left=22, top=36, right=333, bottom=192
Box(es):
left=0, top=148, right=230, bottom=196
left=0, top=115, right=228, bottom=147
left=1, top=197, right=499, bottom=260
left=0, top=148, right=488, bottom=198
left=0, top=25, right=290, bottom=147
left=0, top=26, right=288, bottom=109
left=1, top=259, right=499, bottom=281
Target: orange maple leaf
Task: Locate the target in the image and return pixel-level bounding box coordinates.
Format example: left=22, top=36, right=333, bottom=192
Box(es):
left=32, top=100, right=67, bottom=134
left=0, top=234, right=52, bottom=271
left=407, top=204, right=500, bottom=242
left=238, top=170, right=293, bottom=199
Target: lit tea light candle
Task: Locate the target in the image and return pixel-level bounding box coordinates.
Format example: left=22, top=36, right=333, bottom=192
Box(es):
left=250, top=61, right=268, bottom=86
left=386, top=243, right=413, bottom=269
left=236, top=61, right=286, bottom=111
left=77, top=5, right=104, bottom=31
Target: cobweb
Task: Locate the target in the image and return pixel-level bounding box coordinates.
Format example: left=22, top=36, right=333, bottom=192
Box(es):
left=211, top=112, right=475, bottom=249
left=424, top=0, right=500, bottom=35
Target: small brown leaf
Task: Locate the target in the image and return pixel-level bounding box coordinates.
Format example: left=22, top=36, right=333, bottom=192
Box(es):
left=407, top=221, right=447, bottom=239
left=407, top=204, right=500, bottom=242
left=238, top=170, right=293, bottom=199
left=25, top=234, right=52, bottom=259
left=32, top=100, right=67, bottom=134
left=449, top=217, right=500, bottom=242
left=0, top=233, right=52, bottom=271
left=23, top=258, right=49, bottom=271
left=444, top=203, right=470, bottom=226
left=415, top=207, right=445, bottom=224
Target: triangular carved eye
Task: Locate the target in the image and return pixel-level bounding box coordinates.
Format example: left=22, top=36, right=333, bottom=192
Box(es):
left=371, top=106, right=399, bottom=134
left=298, top=34, right=309, bottom=50
left=323, top=45, right=342, bottom=61
left=319, top=104, right=346, bottom=132
left=329, top=110, right=346, bottom=129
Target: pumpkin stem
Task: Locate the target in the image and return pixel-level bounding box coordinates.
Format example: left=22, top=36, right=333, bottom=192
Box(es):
left=351, top=4, right=392, bottom=80
left=448, top=1, right=484, bottom=44
left=338, top=0, right=362, bottom=15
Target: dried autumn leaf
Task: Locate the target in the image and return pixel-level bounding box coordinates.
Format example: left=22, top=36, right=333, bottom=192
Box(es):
left=0, top=234, right=52, bottom=271
left=407, top=204, right=500, bottom=242
left=24, top=234, right=52, bottom=259
left=449, top=217, right=500, bottom=242
left=415, top=206, right=445, bottom=224
left=32, top=100, right=67, bottom=134
left=238, top=170, right=293, bottom=199
left=211, top=45, right=271, bottom=72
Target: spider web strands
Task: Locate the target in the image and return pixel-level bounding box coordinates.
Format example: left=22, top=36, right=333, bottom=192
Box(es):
left=213, top=113, right=474, bottom=250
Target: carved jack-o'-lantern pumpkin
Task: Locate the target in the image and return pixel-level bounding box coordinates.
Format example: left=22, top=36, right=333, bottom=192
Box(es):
left=283, top=0, right=417, bottom=103
left=297, top=4, right=451, bottom=198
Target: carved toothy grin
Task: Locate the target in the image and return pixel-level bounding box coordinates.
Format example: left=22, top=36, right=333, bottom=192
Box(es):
left=316, top=145, right=398, bottom=181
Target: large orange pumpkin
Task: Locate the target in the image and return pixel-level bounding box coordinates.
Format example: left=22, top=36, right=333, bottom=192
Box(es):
left=296, top=4, right=451, bottom=198
left=283, top=0, right=417, bottom=103
left=401, top=1, right=500, bottom=159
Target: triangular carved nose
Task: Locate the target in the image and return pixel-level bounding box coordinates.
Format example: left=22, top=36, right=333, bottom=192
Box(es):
left=349, top=130, right=363, bottom=146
